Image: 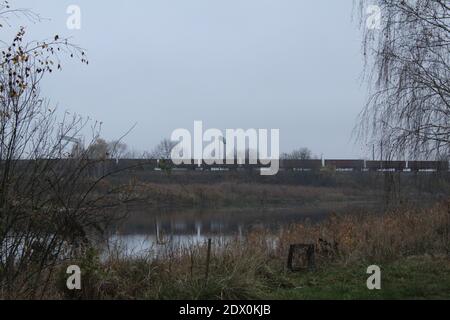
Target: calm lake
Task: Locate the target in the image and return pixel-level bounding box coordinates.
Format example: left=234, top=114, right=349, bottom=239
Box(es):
left=107, top=201, right=379, bottom=256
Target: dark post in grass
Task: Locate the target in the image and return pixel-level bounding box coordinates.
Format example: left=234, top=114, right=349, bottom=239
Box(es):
left=205, top=238, right=212, bottom=283
left=287, top=244, right=316, bottom=272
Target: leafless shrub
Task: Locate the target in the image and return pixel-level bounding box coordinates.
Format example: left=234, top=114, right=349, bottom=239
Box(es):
left=0, top=2, right=128, bottom=298
left=149, top=138, right=176, bottom=160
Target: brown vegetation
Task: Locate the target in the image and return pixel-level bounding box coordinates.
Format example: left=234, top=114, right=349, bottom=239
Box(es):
left=16, top=202, right=448, bottom=300
left=128, top=182, right=356, bottom=208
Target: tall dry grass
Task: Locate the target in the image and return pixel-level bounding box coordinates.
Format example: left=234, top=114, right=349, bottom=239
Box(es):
left=129, top=182, right=353, bottom=207
left=47, top=202, right=449, bottom=300
left=270, top=202, right=449, bottom=264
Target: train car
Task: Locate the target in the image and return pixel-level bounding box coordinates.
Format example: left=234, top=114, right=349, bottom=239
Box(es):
left=324, top=159, right=364, bottom=171
left=366, top=161, right=407, bottom=172
left=408, top=161, right=449, bottom=172
left=167, top=159, right=198, bottom=170
left=114, top=159, right=158, bottom=171
left=281, top=159, right=323, bottom=171
left=171, top=159, right=243, bottom=171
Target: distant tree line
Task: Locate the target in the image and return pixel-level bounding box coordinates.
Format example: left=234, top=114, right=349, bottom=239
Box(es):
left=89, top=137, right=318, bottom=162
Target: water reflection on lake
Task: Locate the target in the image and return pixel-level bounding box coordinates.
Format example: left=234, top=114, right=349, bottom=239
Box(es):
left=107, top=201, right=377, bottom=256
left=107, top=234, right=234, bottom=257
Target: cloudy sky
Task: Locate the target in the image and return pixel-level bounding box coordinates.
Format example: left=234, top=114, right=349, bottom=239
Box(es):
left=6, top=0, right=368, bottom=158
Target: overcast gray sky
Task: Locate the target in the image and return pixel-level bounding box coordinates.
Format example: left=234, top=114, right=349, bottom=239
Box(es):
left=8, top=0, right=368, bottom=158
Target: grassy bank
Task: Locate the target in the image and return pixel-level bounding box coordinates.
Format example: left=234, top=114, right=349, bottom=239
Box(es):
left=111, top=171, right=449, bottom=210
left=49, top=202, right=450, bottom=300
left=62, top=252, right=450, bottom=300
left=127, top=182, right=361, bottom=208
left=269, top=256, right=450, bottom=300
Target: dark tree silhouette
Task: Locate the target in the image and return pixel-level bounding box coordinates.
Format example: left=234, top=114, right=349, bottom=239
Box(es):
left=356, top=0, right=449, bottom=160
